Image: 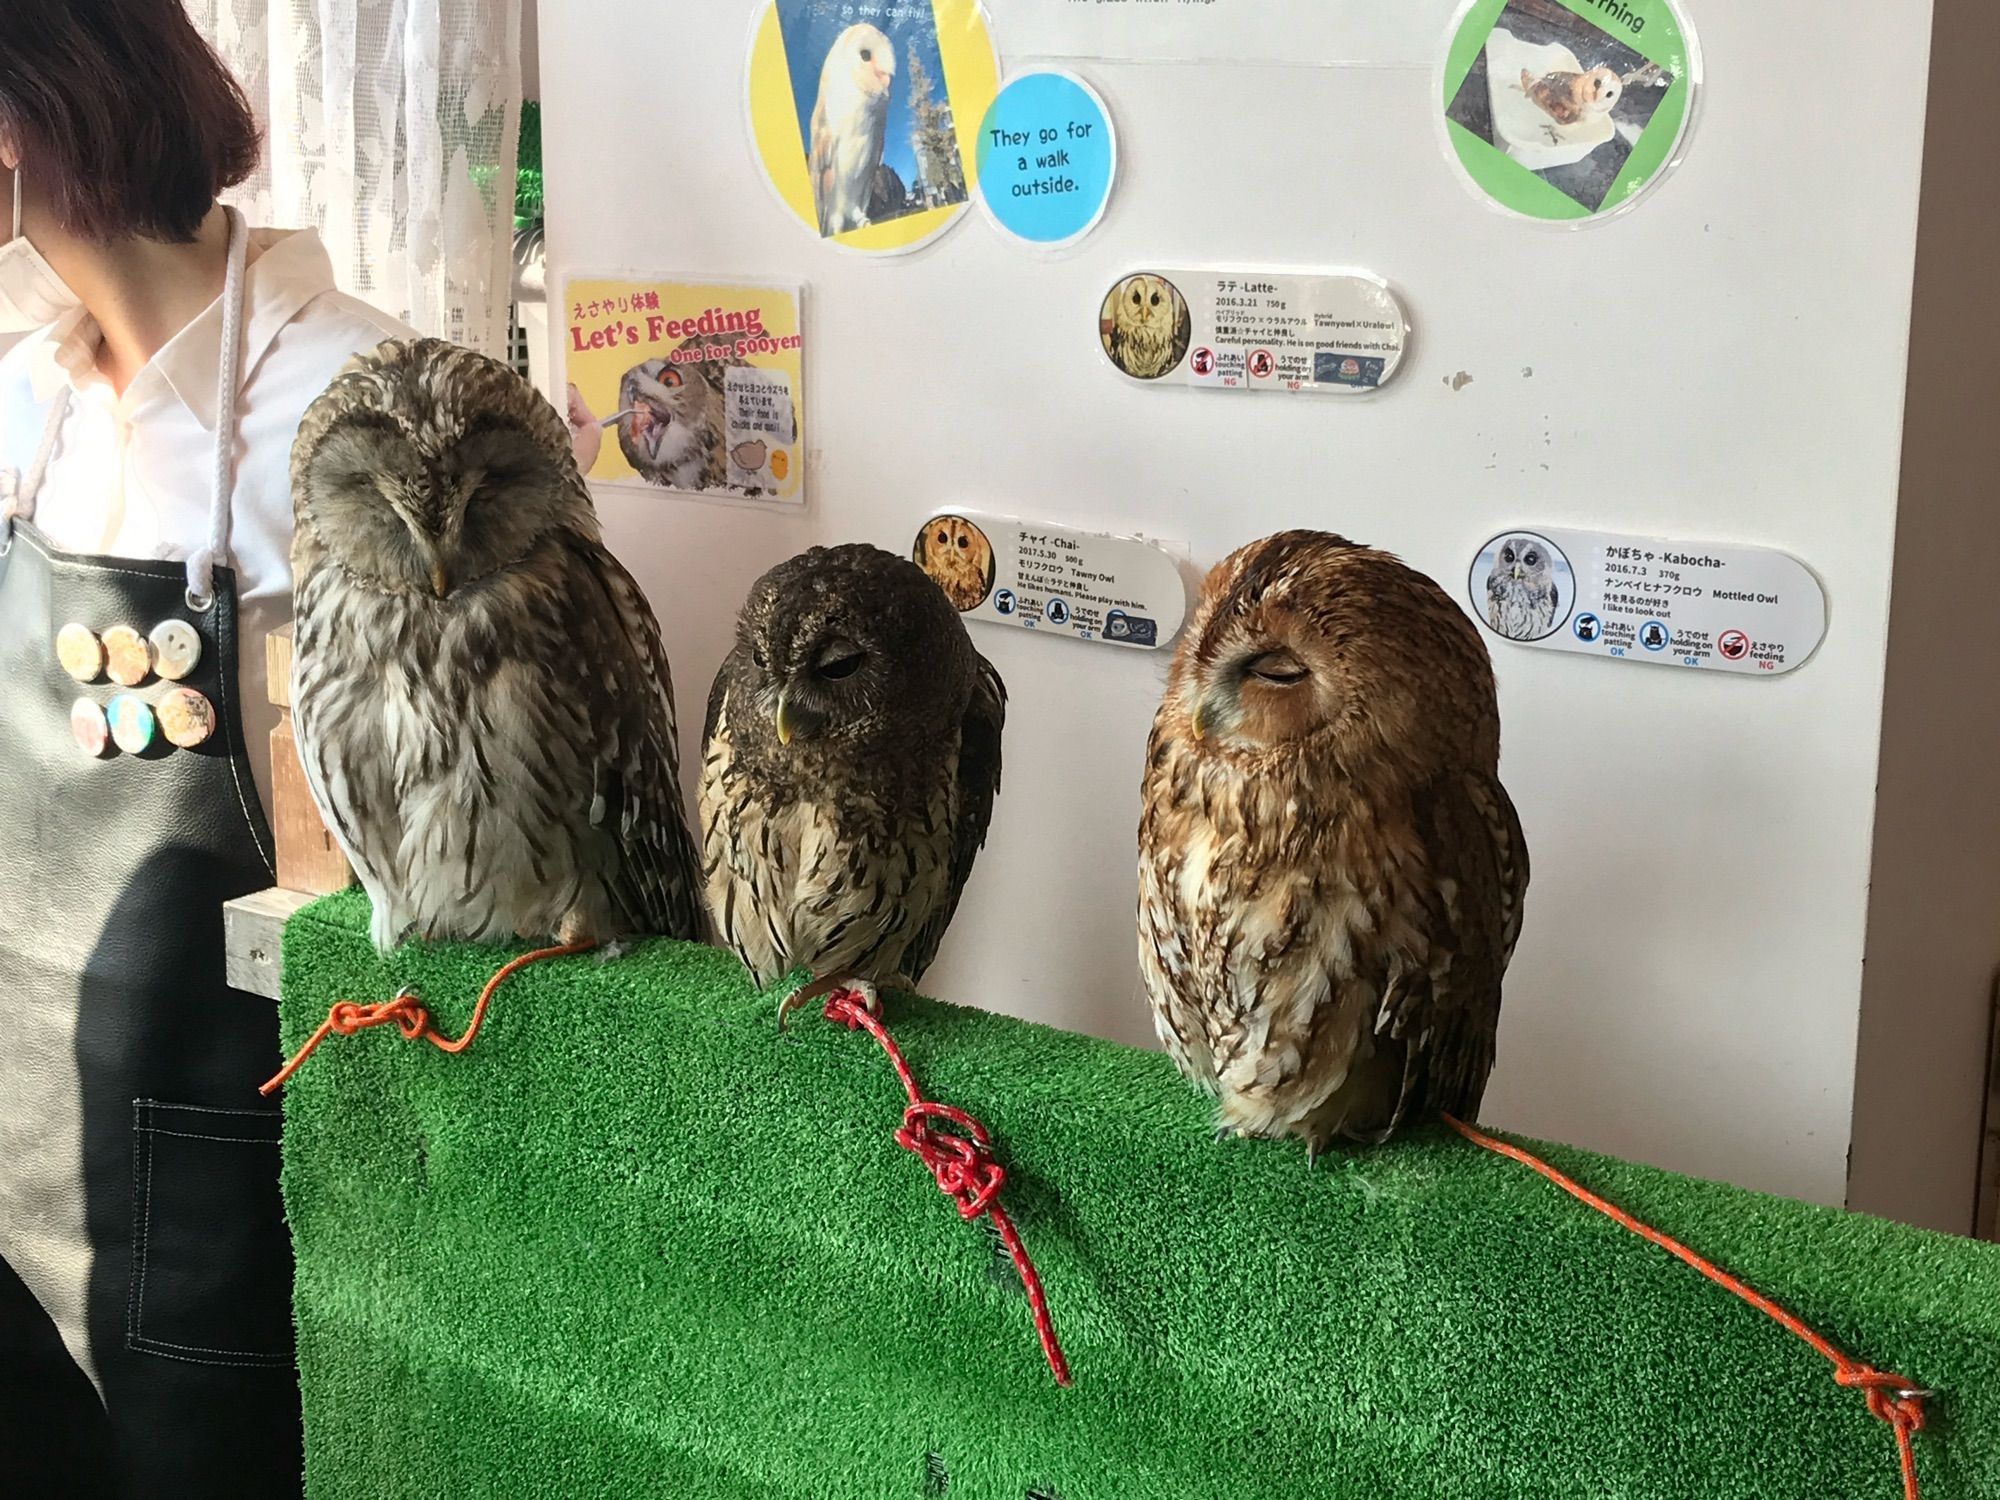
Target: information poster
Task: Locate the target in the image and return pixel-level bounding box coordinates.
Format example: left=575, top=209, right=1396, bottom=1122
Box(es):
left=1467, top=527, right=1826, bottom=675
left=563, top=278, right=805, bottom=504
left=998, top=0, right=1428, bottom=66
left=1099, top=270, right=1408, bottom=393
left=747, top=0, right=1001, bottom=255
left=1442, top=0, right=1698, bottom=222
left=912, top=511, right=1187, bottom=650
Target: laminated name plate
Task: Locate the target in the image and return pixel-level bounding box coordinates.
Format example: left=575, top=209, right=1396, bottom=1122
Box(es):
left=912, top=512, right=1187, bottom=650
left=1467, top=527, right=1827, bottom=676
left=1098, top=271, right=1409, bottom=394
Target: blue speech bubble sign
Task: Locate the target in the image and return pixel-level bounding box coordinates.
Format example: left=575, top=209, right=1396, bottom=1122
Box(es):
left=975, top=71, right=1116, bottom=247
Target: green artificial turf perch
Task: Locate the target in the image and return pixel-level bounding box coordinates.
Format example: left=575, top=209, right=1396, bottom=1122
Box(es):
left=278, top=890, right=2000, bottom=1499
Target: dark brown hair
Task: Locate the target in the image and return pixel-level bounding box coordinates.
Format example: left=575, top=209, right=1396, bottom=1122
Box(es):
left=0, top=0, right=261, bottom=244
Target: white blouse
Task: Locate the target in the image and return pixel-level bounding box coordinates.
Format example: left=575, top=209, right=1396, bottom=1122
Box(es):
left=0, top=228, right=412, bottom=818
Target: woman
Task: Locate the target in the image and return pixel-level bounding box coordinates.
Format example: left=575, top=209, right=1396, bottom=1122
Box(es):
left=0, top=4, right=411, bottom=1495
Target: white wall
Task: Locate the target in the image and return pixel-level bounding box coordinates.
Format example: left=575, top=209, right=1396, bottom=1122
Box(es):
left=542, top=2, right=1940, bottom=1209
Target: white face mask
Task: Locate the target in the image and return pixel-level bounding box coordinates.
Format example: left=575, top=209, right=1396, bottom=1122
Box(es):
left=0, top=171, right=82, bottom=333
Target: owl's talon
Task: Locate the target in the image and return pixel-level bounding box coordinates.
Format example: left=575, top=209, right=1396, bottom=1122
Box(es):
left=777, top=974, right=879, bottom=1032
left=842, top=979, right=882, bottom=1019
left=776, top=989, right=808, bottom=1033
left=777, top=975, right=836, bottom=1032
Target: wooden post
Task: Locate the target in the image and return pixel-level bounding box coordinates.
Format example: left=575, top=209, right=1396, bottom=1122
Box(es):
left=1977, top=972, right=2000, bottom=1242
left=267, top=624, right=354, bottom=896
left=224, top=888, right=312, bottom=1001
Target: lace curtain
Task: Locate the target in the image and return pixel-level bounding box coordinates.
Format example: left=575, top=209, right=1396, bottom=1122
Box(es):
left=191, top=0, right=524, bottom=356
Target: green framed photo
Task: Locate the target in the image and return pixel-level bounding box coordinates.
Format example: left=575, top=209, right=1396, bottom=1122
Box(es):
left=1442, top=0, right=1699, bottom=222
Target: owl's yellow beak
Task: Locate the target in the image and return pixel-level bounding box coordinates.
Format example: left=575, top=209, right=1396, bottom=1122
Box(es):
left=431, top=561, right=450, bottom=599
left=772, top=681, right=830, bottom=746
left=1191, top=688, right=1232, bottom=743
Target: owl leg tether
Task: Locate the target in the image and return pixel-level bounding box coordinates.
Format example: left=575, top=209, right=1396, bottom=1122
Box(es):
left=777, top=973, right=879, bottom=1032
left=259, top=941, right=597, bottom=1094
left=1443, top=1114, right=1931, bottom=1500
left=810, top=986, right=1072, bottom=1387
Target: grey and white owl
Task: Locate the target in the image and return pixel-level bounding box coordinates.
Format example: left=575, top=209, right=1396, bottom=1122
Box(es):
left=810, top=24, right=895, bottom=236
left=698, top=544, right=1005, bottom=1020
left=290, top=337, right=702, bottom=952
left=1484, top=535, right=1560, bottom=641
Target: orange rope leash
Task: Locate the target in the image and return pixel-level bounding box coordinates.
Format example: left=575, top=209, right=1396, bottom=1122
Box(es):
left=1442, top=1113, right=1929, bottom=1500
left=260, top=942, right=596, bottom=1095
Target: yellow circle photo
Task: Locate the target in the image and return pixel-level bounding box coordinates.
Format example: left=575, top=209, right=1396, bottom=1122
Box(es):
left=748, top=1, right=1000, bottom=255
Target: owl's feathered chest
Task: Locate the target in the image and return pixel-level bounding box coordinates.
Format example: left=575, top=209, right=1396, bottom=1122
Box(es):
left=698, top=693, right=960, bottom=988
left=292, top=556, right=601, bottom=944
left=1113, top=315, right=1175, bottom=376
left=1137, top=737, right=1433, bottom=1084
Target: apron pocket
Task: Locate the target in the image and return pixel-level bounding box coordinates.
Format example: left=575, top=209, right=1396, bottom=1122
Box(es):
left=126, top=1100, right=295, bottom=1367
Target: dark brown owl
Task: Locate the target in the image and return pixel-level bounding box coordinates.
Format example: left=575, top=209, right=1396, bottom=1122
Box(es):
left=1137, top=530, right=1527, bottom=1157
left=699, top=544, right=1006, bottom=1020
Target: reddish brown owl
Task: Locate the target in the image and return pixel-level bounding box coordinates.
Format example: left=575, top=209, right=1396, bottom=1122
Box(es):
left=1137, top=531, right=1528, bottom=1157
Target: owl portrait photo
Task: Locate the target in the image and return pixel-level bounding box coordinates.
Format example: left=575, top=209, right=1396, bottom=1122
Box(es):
left=776, top=0, right=970, bottom=241
left=913, top=514, right=997, bottom=612
left=1443, top=0, right=1681, bottom=216
left=616, top=353, right=728, bottom=494
left=1521, top=62, right=1623, bottom=126
left=1101, top=273, right=1192, bottom=381
left=1480, top=531, right=1570, bottom=641
left=1138, top=531, right=1529, bottom=1157
left=612, top=341, right=795, bottom=501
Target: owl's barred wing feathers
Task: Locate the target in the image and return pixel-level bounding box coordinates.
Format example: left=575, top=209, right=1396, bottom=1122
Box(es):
left=1373, top=771, right=1529, bottom=1133
left=563, top=531, right=704, bottom=942
left=903, top=653, right=1006, bottom=981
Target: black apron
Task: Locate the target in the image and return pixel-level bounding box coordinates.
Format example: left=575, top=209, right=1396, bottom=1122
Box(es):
left=0, top=210, right=302, bottom=1498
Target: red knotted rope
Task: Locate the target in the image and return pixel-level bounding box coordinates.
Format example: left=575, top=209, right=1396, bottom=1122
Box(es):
left=821, top=988, right=1072, bottom=1387
left=1443, top=1113, right=1929, bottom=1500
left=260, top=942, right=596, bottom=1094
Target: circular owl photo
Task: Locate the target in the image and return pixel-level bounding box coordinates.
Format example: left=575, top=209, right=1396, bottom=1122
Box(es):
left=913, top=515, right=998, bottom=613
left=1441, top=0, right=1696, bottom=221
left=1100, top=274, right=1192, bottom=382
left=749, top=0, right=1000, bottom=255
left=1472, top=531, right=1573, bottom=642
